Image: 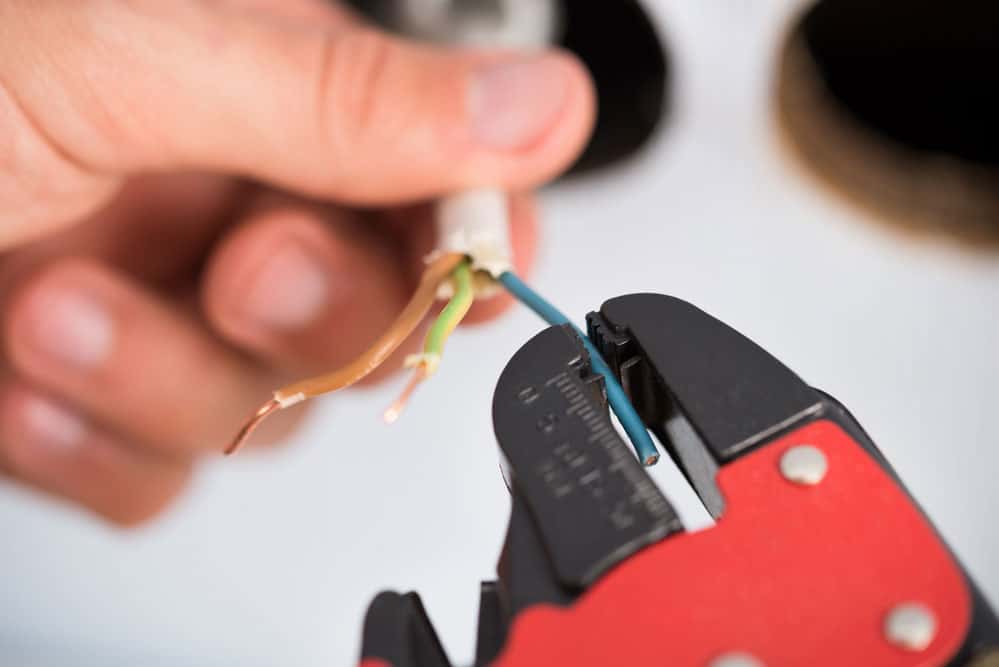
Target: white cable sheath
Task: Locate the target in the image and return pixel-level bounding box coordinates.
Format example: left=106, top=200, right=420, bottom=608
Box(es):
left=435, top=188, right=514, bottom=279
left=417, top=5, right=538, bottom=289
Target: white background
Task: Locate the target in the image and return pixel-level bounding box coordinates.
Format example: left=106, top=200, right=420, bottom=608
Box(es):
left=2, top=1, right=997, bottom=665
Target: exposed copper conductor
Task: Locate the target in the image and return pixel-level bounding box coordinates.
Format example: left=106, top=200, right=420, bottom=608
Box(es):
left=225, top=399, right=281, bottom=455
left=224, top=253, right=465, bottom=456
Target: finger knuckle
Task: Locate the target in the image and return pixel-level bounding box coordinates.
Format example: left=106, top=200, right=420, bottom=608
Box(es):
left=0, top=80, right=115, bottom=237
left=316, top=28, right=409, bottom=153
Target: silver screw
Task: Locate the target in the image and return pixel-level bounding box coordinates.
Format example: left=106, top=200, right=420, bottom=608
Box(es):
left=779, top=445, right=828, bottom=485
left=885, top=602, right=937, bottom=651
left=708, top=652, right=764, bottom=667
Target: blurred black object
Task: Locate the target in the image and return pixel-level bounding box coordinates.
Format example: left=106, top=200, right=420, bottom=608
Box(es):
left=558, top=0, right=668, bottom=174
left=803, top=1, right=999, bottom=166
left=778, top=0, right=999, bottom=244
left=343, top=0, right=670, bottom=176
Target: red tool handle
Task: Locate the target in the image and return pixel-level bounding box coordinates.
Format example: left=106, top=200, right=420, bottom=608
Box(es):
left=492, top=420, right=970, bottom=666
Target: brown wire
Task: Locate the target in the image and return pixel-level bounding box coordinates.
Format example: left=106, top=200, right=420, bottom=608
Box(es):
left=225, top=399, right=280, bottom=455
left=382, top=366, right=428, bottom=424
left=224, top=252, right=465, bottom=455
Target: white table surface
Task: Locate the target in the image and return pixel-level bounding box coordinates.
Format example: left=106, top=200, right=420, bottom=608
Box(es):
left=2, top=1, right=996, bottom=665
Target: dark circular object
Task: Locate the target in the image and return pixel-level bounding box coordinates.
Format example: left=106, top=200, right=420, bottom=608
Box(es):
left=777, top=1, right=999, bottom=245
left=558, top=0, right=670, bottom=174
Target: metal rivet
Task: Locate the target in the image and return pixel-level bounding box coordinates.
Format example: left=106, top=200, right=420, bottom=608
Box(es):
left=708, top=652, right=765, bottom=667
left=779, top=445, right=828, bottom=485
left=885, top=602, right=938, bottom=651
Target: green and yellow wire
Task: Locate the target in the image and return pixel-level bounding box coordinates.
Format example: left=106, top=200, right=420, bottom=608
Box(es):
left=384, top=259, right=476, bottom=423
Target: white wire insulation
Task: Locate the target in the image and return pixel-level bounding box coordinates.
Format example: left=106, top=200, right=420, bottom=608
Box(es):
left=435, top=189, right=515, bottom=279
left=275, top=392, right=305, bottom=409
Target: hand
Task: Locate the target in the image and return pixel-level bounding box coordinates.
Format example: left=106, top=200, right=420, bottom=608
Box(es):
left=0, top=0, right=595, bottom=525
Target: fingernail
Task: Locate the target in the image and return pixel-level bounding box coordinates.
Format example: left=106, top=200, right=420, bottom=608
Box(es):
left=21, top=285, right=114, bottom=369
left=241, top=241, right=331, bottom=330
left=470, top=55, right=572, bottom=150
left=12, top=393, right=87, bottom=456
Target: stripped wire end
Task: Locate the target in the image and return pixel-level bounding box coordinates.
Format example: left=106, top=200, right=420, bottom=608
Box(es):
left=383, top=366, right=430, bottom=424
left=498, top=271, right=662, bottom=468
left=383, top=260, right=473, bottom=425
left=225, top=398, right=281, bottom=456
left=220, top=253, right=464, bottom=457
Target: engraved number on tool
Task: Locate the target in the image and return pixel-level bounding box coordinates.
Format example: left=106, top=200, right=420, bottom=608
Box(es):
left=524, top=371, right=672, bottom=528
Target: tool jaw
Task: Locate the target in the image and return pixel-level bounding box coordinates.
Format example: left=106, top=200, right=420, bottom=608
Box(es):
left=359, top=293, right=999, bottom=667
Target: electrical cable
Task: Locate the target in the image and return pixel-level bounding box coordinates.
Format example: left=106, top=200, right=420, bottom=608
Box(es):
left=423, top=260, right=475, bottom=365
left=384, top=260, right=475, bottom=423
left=226, top=198, right=656, bottom=467
left=498, top=271, right=661, bottom=466
left=225, top=252, right=465, bottom=455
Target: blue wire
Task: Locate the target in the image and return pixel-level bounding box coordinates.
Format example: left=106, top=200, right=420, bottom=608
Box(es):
left=498, top=272, right=660, bottom=466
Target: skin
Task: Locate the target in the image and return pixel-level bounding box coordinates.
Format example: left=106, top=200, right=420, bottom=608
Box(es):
left=0, top=0, right=596, bottom=525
